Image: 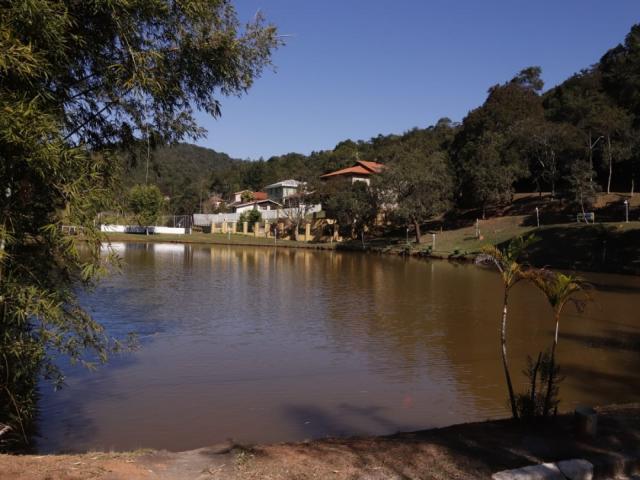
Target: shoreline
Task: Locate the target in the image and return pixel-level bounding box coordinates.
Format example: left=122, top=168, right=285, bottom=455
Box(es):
left=100, top=220, right=640, bottom=276
left=2, top=403, right=639, bottom=479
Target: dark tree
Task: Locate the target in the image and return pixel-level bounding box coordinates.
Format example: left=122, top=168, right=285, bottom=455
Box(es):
left=380, top=150, right=453, bottom=243
left=320, top=179, right=379, bottom=242
left=452, top=67, right=545, bottom=213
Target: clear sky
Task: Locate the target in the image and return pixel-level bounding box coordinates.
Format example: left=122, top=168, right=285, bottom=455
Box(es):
left=195, top=0, right=640, bottom=160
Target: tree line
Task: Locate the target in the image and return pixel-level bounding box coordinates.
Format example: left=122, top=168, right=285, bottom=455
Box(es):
left=142, top=25, right=640, bottom=232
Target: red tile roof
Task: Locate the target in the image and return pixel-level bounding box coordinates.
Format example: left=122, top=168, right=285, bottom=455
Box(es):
left=356, top=160, right=384, bottom=173
left=320, top=160, right=385, bottom=178
left=253, top=191, right=268, bottom=200
left=320, top=165, right=372, bottom=178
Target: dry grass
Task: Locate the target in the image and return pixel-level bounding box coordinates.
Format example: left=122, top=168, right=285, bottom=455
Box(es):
left=2, top=404, right=638, bottom=480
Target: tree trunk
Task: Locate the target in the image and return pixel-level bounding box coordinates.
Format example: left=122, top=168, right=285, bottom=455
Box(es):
left=588, top=131, right=594, bottom=186
left=579, top=189, right=587, bottom=223
left=413, top=219, right=421, bottom=244
left=543, top=315, right=560, bottom=417
left=530, top=352, right=543, bottom=407
left=501, top=290, right=519, bottom=419
left=607, top=134, right=613, bottom=195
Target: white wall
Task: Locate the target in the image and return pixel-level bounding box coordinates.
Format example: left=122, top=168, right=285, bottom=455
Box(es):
left=193, top=204, right=322, bottom=226
left=100, top=224, right=186, bottom=235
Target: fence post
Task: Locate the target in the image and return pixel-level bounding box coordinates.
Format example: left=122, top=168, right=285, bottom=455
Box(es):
left=222, top=221, right=227, bottom=234
left=305, top=222, right=311, bottom=242
left=243, top=221, right=248, bottom=235
left=254, top=222, right=260, bottom=237
left=210, top=221, right=215, bottom=234
left=231, top=221, right=237, bottom=234
left=264, top=220, right=270, bottom=238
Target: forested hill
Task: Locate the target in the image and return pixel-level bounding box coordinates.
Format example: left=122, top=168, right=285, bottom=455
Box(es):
left=121, top=143, right=242, bottom=195
left=127, top=24, right=640, bottom=216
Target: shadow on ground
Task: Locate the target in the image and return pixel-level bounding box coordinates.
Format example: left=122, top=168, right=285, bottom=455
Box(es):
left=517, top=224, right=640, bottom=274
left=250, top=404, right=640, bottom=479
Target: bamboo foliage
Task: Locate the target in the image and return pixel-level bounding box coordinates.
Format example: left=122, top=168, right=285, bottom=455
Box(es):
left=0, top=0, right=279, bottom=448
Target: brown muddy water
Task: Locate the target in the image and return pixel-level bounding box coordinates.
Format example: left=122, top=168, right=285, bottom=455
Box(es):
left=35, top=242, right=640, bottom=453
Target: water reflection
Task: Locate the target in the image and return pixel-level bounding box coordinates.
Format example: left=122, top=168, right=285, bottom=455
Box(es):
left=36, top=243, right=640, bottom=453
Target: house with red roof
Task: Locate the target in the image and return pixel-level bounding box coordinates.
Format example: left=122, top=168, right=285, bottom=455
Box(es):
left=229, top=190, right=267, bottom=204
left=227, top=190, right=274, bottom=213
left=319, top=160, right=385, bottom=185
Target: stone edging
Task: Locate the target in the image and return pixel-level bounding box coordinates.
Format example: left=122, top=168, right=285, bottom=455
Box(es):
left=492, top=456, right=639, bottom=480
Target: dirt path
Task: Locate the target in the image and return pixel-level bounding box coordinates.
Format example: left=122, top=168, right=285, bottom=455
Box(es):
left=2, top=404, right=639, bottom=480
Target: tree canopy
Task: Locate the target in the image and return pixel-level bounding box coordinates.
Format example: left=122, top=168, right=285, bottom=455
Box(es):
left=0, top=0, right=280, bottom=447
left=148, top=24, right=640, bottom=216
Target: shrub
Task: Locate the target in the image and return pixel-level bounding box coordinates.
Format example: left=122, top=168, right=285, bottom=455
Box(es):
left=239, top=209, right=262, bottom=226
left=515, top=350, right=563, bottom=420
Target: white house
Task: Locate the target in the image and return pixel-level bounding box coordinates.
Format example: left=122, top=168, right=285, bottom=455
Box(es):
left=233, top=198, right=282, bottom=214
left=264, top=179, right=304, bottom=204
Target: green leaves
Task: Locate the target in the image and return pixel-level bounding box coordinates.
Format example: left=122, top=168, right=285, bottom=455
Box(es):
left=452, top=68, right=544, bottom=210
left=478, top=235, right=538, bottom=288
left=0, top=0, right=280, bottom=448
left=320, top=179, right=379, bottom=240
left=128, top=184, right=165, bottom=226
left=238, top=208, right=262, bottom=225
left=380, top=149, right=453, bottom=231
left=527, top=269, right=591, bottom=315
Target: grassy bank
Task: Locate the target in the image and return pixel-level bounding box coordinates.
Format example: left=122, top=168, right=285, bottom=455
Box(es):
left=349, top=219, right=640, bottom=275
left=2, top=404, right=638, bottom=479
left=103, top=231, right=335, bottom=250
left=103, top=218, right=640, bottom=275
left=101, top=191, right=640, bottom=275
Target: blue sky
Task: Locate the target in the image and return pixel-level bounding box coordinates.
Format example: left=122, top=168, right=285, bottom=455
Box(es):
left=195, top=1, right=640, bottom=160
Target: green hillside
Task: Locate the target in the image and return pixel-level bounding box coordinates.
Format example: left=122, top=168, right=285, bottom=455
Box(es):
left=122, top=143, right=241, bottom=194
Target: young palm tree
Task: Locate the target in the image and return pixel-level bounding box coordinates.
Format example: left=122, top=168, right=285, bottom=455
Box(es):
left=528, top=269, right=591, bottom=415
left=477, top=235, right=537, bottom=419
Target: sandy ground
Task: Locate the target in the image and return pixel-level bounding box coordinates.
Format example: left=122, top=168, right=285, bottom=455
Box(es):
left=1, top=404, right=639, bottom=480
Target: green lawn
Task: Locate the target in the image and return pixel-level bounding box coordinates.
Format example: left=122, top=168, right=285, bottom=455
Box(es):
left=102, top=219, right=640, bottom=274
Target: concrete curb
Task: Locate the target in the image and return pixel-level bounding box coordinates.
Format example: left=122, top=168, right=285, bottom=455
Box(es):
left=493, top=455, right=640, bottom=480
left=493, top=459, right=593, bottom=480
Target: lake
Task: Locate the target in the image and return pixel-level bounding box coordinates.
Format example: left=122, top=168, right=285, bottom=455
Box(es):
left=35, top=242, right=640, bottom=452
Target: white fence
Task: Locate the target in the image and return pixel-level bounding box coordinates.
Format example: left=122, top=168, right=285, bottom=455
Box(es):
left=193, top=204, right=322, bottom=226
left=100, top=224, right=187, bottom=235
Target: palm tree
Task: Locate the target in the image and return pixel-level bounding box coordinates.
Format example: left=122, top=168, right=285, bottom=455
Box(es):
left=477, top=235, right=537, bottom=419
left=528, top=268, right=591, bottom=415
